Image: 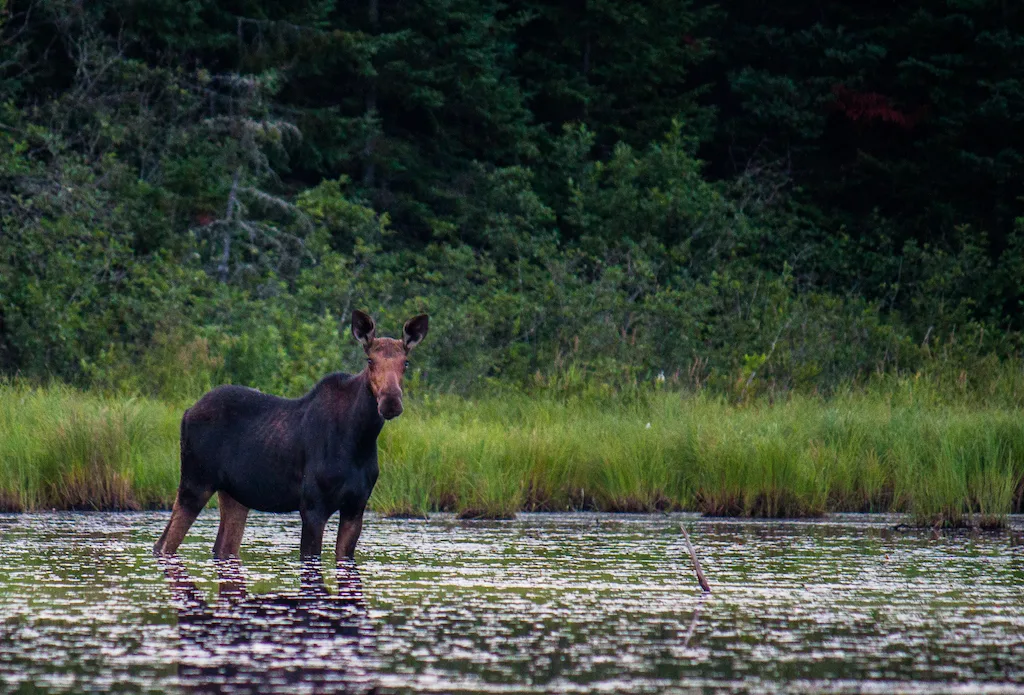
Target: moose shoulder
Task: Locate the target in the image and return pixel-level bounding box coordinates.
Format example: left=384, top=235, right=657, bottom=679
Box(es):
left=153, top=311, right=429, bottom=560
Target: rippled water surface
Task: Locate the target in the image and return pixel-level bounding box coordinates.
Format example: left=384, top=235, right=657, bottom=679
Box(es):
left=1, top=512, right=1022, bottom=694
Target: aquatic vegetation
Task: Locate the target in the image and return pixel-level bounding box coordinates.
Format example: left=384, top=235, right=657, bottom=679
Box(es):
left=1, top=381, right=1022, bottom=525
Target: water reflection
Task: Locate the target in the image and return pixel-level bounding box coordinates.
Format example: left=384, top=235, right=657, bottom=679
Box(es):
left=1, top=513, right=1022, bottom=694
left=159, top=557, right=379, bottom=694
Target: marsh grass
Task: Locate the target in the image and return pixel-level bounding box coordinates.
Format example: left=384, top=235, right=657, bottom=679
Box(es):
left=1, top=380, right=1022, bottom=525
left=0, top=384, right=180, bottom=511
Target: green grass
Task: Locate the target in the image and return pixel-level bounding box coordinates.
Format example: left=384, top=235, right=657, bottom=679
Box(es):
left=1, top=380, right=1022, bottom=526
left=0, top=383, right=180, bottom=511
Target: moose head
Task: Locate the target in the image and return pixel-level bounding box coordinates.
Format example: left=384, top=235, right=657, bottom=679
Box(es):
left=351, top=310, right=429, bottom=420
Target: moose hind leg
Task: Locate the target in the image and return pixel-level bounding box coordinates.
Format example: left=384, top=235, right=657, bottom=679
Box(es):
left=154, top=487, right=212, bottom=555
left=212, top=491, right=250, bottom=558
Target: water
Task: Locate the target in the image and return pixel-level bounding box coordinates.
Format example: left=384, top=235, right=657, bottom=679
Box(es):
left=0, top=512, right=1022, bottom=694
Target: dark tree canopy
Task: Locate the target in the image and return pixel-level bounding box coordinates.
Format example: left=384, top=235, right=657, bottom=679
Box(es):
left=0, top=0, right=1020, bottom=397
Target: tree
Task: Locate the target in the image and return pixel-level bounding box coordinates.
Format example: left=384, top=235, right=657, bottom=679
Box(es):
left=514, top=0, right=714, bottom=152
left=704, top=0, right=1024, bottom=324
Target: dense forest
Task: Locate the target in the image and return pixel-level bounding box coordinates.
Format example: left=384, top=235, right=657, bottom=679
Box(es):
left=1, top=0, right=1022, bottom=399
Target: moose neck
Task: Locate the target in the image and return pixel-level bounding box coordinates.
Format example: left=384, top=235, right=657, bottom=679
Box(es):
left=355, top=370, right=386, bottom=435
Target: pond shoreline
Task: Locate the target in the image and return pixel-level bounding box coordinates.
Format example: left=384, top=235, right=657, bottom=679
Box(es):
left=2, top=383, right=1023, bottom=526
left=3, top=509, right=1024, bottom=536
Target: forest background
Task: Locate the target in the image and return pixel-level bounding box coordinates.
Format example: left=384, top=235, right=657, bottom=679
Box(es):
left=2, top=0, right=1023, bottom=400
left=3, top=0, right=1024, bottom=518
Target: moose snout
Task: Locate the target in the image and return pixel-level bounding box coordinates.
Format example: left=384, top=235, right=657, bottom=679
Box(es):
left=378, top=393, right=404, bottom=420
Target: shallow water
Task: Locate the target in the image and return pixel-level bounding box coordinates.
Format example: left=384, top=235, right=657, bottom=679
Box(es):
left=0, top=512, right=1022, bottom=694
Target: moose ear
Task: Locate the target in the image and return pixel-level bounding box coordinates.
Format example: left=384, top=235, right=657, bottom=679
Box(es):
left=403, top=314, right=429, bottom=350
left=351, top=310, right=376, bottom=349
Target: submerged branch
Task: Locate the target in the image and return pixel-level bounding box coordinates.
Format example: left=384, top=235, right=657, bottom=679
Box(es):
left=681, top=524, right=711, bottom=593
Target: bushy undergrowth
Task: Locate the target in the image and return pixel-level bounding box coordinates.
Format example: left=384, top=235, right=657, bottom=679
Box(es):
left=1, top=376, right=1021, bottom=526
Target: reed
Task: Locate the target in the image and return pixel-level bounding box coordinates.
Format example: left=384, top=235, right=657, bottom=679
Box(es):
left=1, top=381, right=1022, bottom=525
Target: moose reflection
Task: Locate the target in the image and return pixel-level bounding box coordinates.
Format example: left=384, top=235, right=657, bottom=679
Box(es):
left=159, top=557, right=378, bottom=694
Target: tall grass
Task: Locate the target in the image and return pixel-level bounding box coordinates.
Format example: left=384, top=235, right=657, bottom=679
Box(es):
left=1, top=380, right=1022, bottom=525
left=374, top=380, right=1023, bottom=525
left=0, top=383, right=180, bottom=511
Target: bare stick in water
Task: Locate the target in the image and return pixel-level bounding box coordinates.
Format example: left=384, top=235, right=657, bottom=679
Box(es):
left=681, top=524, right=711, bottom=593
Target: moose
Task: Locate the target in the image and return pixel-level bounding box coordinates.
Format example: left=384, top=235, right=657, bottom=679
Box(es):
left=153, top=310, right=428, bottom=560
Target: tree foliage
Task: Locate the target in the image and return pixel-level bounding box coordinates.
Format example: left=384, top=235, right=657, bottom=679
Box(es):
left=0, top=0, right=1020, bottom=398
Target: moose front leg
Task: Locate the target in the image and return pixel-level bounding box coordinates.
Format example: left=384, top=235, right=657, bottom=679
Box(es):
left=299, top=508, right=328, bottom=558
left=336, top=509, right=365, bottom=561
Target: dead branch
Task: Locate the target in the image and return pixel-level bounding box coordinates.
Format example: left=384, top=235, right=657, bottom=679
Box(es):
left=680, top=523, right=711, bottom=593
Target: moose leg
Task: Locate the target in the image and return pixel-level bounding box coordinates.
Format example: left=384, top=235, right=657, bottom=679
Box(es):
left=154, top=486, right=213, bottom=555
left=212, top=491, right=249, bottom=558
left=299, top=509, right=327, bottom=558
left=335, top=510, right=365, bottom=561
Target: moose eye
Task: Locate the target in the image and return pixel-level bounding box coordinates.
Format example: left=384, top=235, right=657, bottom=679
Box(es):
left=367, top=358, right=372, bottom=365
left=404, top=361, right=410, bottom=368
